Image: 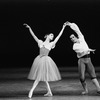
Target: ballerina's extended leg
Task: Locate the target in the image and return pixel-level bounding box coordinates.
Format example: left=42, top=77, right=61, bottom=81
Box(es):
left=28, top=80, right=39, bottom=98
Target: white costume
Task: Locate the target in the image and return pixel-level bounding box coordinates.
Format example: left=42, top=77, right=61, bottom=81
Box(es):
left=73, top=31, right=91, bottom=58
left=28, top=40, right=61, bottom=81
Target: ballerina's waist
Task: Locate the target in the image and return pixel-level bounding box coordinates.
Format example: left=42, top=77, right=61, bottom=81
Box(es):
left=39, top=54, right=48, bottom=58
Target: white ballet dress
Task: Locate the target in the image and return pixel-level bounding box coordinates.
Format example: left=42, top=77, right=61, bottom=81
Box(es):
left=28, top=40, right=61, bottom=82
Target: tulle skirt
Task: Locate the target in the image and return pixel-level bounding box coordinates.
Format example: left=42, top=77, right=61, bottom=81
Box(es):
left=28, top=55, right=61, bottom=82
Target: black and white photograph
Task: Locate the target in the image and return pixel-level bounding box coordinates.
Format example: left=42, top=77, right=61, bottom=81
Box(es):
left=0, top=0, right=100, bottom=100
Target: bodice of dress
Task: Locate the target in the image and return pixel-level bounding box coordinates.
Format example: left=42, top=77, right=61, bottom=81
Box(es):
left=39, top=47, right=50, bottom=56
left=38, top=40, right=54, bottom=56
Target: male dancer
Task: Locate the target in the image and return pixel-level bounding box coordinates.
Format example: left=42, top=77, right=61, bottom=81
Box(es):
left=66, top=21, right=100, bottom=94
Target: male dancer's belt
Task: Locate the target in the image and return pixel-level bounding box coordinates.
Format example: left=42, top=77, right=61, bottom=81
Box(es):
left=80, top=54, right=90, bottom=58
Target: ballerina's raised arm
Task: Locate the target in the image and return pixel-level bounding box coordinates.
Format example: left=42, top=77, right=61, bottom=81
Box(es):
left=66, top=21, right=96, bottom=53
left=53, top=22, right=67, bottom=45
left=23, top=23, right=39, bottom=43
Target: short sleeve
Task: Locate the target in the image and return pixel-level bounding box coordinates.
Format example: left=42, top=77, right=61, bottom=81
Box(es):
left=38, top=40, right=43, bottom=48
left=50, top=42, right=56, bottom=49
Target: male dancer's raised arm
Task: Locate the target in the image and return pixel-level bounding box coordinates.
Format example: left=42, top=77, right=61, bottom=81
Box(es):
left=53, top=22, right=67, bottom=44
left=66, top=21, right=95, bottom=52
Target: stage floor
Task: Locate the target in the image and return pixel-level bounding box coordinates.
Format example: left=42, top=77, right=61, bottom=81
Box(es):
left=0, top=67, right=100, bottom=100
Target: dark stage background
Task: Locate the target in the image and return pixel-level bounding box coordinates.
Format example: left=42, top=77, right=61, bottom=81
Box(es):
left=0, top=0, right=100, bottom=68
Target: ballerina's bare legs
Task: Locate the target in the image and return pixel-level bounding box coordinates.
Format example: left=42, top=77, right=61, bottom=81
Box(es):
left=28, top=80, right=52, bottom=98
left=44, top=81, right=53, bottom=96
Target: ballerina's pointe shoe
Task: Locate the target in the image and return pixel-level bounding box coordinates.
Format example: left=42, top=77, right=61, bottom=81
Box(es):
left=28, top=91, right=33, bottom=98
left=44, top=92, right=53, bottom=97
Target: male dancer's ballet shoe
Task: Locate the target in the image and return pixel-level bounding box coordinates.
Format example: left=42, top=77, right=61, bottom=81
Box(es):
left=97, top=91, right=100, bottom=94
left=44, top=92, right=53, bottom=97
left=81, top=91, right=88, bottom=95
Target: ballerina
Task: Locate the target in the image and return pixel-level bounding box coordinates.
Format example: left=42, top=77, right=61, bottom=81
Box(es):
left=23, top=22, right=67, bottom=98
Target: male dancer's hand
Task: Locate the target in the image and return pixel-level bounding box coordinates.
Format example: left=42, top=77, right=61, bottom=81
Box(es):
left=66, top=21, right=80, bottom=31
left=65, top=21, right=71, bottom=26
left=89, top=49, right=96, bottom=54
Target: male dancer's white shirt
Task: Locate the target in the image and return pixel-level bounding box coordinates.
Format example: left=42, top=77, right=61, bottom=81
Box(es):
left=73, top=33, right=90, bottom=58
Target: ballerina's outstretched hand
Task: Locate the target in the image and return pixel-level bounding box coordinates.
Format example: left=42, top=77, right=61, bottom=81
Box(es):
left=23, top=23, right=30, bottom=28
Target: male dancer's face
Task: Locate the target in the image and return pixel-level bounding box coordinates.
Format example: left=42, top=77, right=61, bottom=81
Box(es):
left=70, top=34, right=78, bottom=43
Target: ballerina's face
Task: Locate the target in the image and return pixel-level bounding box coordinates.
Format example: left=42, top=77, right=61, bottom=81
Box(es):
left=48, top=33, right=54, bottom=40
